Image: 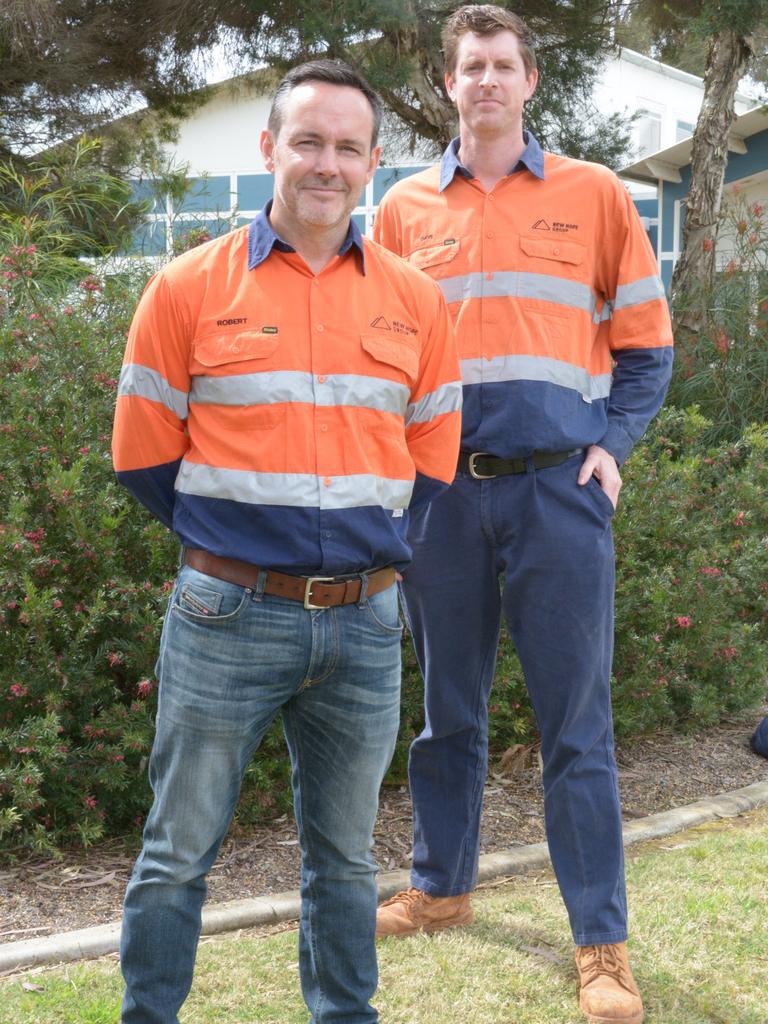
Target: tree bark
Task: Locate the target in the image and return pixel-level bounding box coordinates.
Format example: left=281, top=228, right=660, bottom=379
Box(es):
left=670, top=29, right=753, bottom=330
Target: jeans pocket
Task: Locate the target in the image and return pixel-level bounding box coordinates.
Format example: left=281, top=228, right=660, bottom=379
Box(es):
left=172, top=566, right=251, bottom=623
left=362, top=585, right=404, bottom=635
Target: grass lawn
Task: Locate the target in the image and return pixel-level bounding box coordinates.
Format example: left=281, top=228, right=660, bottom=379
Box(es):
left=2, top=805, right=766, bottom=1023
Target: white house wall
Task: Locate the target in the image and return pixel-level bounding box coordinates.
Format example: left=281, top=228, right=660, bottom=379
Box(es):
left=594, top=49, right=755, bottom=162
left=160, top=81, right=273, bottom=175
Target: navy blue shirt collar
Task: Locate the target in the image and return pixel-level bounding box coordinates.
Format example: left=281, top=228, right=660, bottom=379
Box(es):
left=438, top=131, right=545, bottom=192
left=247, top=200, right=366, bottom=272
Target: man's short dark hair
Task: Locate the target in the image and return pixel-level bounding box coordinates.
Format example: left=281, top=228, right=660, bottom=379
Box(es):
left=442, top=4, right=537, bottom=78
left=268, top=59, right=383, bottom=148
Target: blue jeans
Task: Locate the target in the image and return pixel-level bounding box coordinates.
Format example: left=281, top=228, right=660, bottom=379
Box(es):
left=400, top=454, right=628, bottom=945
left=120, top=565, right=402, bottom=1023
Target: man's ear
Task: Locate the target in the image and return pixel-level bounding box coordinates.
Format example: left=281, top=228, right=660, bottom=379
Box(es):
left=445, top=71, right=457, bottom=104
left=366, top=145, right=382, bottom=184
left=260, top=129, right=276, bottom=172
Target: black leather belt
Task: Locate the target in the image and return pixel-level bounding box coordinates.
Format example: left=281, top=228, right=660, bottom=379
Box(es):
left=183, top=549, right=396, bottom=609
left=458, top=448, right=584, bottom=479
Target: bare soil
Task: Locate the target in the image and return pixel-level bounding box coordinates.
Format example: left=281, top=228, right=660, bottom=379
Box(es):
left=1, top=712, right=765, bottom=944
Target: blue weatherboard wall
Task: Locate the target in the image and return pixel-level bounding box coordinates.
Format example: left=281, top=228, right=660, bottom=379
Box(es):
left=658, top=126, right=768, bottom=289
left=634, top=197, right=659, bottom=261
left=127, top=163, right=659, bottom=258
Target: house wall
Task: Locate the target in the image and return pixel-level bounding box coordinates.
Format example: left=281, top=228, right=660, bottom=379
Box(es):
left=594, top=49, right=754, bottom=163
left=129, top=49, right=732, bottom=260
left=658, top=128, right=768, bottom=289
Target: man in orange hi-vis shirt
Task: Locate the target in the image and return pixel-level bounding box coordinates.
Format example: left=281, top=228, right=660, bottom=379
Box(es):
left=112, top=60, right=461, bottom=1024
left=374, top=7, right=672, bottom=1024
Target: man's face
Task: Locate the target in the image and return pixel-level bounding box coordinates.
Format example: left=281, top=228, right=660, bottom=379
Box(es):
left=260, top=82, right=380, bottom=234
left=445, top=30, right=538, bottom=139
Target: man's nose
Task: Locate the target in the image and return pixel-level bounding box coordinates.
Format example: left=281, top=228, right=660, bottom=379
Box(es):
left=315, top=144, right=340, bottom=176
left=479, top=66, right=497, bottom=87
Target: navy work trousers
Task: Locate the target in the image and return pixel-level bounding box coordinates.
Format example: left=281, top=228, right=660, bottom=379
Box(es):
left=400, top=452, right=628, bottom=945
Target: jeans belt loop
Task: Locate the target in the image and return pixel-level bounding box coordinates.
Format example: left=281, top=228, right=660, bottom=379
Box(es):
left=254, top=568, right=268, bottom=600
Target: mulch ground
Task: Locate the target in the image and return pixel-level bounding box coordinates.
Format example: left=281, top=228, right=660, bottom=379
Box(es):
left=1, top=710, right=765, bottom=944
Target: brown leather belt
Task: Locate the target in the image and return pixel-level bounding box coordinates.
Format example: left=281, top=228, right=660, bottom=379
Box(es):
left=458, top=448, right=584, bottom=479
left=183, top=548, right=396, bottom=610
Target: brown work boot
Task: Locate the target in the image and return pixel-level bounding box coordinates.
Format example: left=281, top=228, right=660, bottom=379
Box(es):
left=575, top=942, right=644, bottom=1024
left=375, top=887, right=474, bottom=937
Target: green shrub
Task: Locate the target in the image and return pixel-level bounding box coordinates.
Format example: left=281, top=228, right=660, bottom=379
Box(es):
left=610, top=407, right=768, bottom=735
left=0, top=138, right=144, bottom=293
left=668, top=197, right=768, bottom=443
left=1, top=188, right=766, bottom=852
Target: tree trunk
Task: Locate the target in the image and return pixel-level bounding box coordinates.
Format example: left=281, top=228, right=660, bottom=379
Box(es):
left=670, top=29, right=752, bottom=331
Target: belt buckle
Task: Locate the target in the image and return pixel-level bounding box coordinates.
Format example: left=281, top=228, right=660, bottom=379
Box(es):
left=468, top=452, right=496, bottom=479
left=303, top=576, right=335, bottom=610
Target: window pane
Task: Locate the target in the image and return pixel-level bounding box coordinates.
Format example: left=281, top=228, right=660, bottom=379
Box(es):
left=174, top=176, right=233, bottom=214
left=237, top=174, right=274, bottom=211
left=373, top=165, right=429, bottom=204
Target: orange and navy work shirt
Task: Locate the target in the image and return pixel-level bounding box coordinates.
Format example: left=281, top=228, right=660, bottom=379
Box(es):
left=374, top=134, right=673, bottom=465
left=112, top=208, right=462, bottom=575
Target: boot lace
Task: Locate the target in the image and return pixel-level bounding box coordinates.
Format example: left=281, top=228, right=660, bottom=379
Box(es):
left=577, top=944, right=638, bottom=994
left=380, top=886, right=428, bottom=909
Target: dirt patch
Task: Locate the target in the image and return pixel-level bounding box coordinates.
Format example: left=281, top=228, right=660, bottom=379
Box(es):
left=1, top=712, right=765, bottom=943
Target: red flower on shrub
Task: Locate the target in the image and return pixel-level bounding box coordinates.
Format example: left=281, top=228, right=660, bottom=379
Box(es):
left=107, top=651, right=123, bottom=666
left=675, top=616, right=693, bottom=628
left=713, top=330, right=729, bottom=354
left=136, top=678, right=155, bottom=698
left=717, top=647, right=738, bottom=660
left=699, top=566, right=722, bottom=577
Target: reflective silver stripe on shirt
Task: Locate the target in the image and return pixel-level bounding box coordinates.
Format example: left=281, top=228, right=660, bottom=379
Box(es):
left=118, top=364, right=189, bottom=420
left=189, top=370, right=410, bottom=416
left=406, top=380, right=463, bottom=426
left=175, top=462, right=414, bottom=510
left=438, top=271, right=597, bottom=316
left=613, top=275, right=666, bottom=310
left=460, top=354, right=612, bottom=402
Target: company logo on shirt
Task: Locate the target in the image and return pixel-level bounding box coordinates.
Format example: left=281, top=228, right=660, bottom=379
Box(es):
left=532, top=219, right=579, bottom=234
left=370, top=315, right=417, bottom=337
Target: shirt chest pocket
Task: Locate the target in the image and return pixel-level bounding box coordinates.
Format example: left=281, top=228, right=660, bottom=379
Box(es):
left=360, top=332, right=419, bottom=387
left=406, top=239, right=461, bottom=275
left=517, top=237, right=588, bottom=321
left=519, top=236, right=586, bottom=270
left=191, top=330, right=285, bottom=430
left=193, top=330, right=281, bottom=372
